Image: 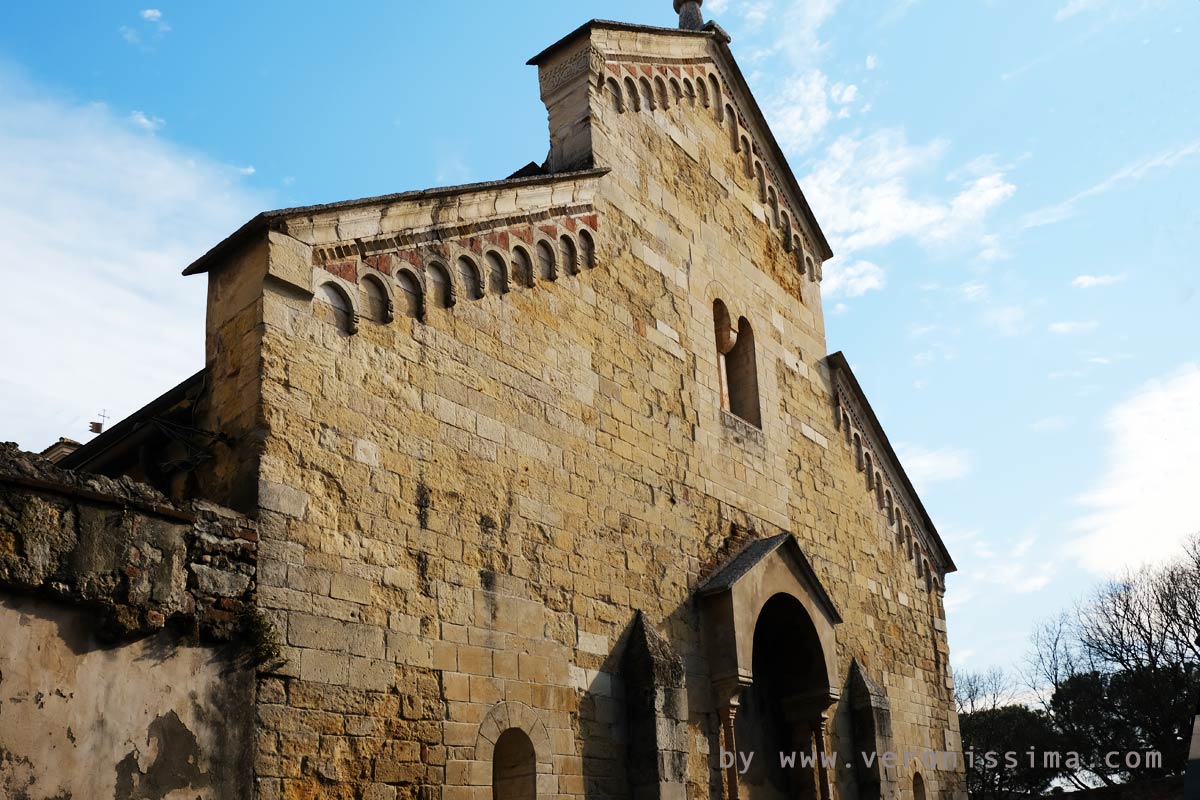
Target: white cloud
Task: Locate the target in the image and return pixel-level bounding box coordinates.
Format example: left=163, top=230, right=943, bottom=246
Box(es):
left=830, top=82, right=859, bottom=104
left=961, top=282, right=988, bottom=301
left=865, top=54, right=879, bottom=70
left=982, top=305, right=1030, bottom=337
left=802, top=130, right=1015, bottom=256
left=119, top=26, right=141, bottom=45
left=1069, top=364, right=1200, bottom=573
left=1072, top=273, right=1125, bottom=288
left=1031, top=416, right=1071, bottom=432
left=128, top=110, right=165, bottom=132
left=1055, top=0, right=1105, bottom=21
left=1048, top=320, right=1099, bottom=334
left=141, top=9, right=163, bottom=22
left=0, top=67, right=267, bottom=452
left=766, top=70, right=835, bottom=153
left=821, top=259, right=885, bottom=298
left=1023, top=139, right=1200, bottom=229
left=896, top=444, right=973, bottom=489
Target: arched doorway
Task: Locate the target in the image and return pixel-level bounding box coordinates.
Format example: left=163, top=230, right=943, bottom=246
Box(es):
left=493, top=728, right=536, bottom=800
left=912, top=772, right=927, bottom=800
left=735, top=593, right=833, bottom=800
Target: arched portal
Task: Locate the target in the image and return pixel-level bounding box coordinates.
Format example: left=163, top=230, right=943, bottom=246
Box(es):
left=912, top=772, right=927, bottom=800
left=493, top=728, right=536, bottom=800
left=735, top=594, right=832, bottom=800
left=699, top=535, right=842, bottom=800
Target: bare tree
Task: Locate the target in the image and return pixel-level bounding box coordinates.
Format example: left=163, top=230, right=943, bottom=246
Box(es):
left=956, top=667, right=1017, bottom=716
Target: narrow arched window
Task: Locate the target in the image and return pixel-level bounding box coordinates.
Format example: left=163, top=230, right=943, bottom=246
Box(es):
left=885, top=492, right=895, bottom=525
left=767, top=186, right=780, bottom=228
left=605, top=77, right=625, bottom=113
left=654, top=76, right=670, bottom=109
left=755, top=162, right=767, bottom=202
left=360, top=275, right=392, bottom=323
left=457, top=256, right=483, bottom=300
left=316, top=282, right=356, bottom=334
left=683, top=78, right=696, bottom=105
left=427, top=262, right=453, bottom=309
left=853, top=433, right=864, bottom=471
left=486, top=251, right=508, bottom=295
left=864, top=451, right=875, bottom=489
left=511, top=246, right=533, bottom=288
left=536, top=240, right=556, bottom=281
left=559, top=235, right=578, bottom=276
left=742, top=141, right=753, bottom=177
left=781, top=211, right=793, bottom=246
left=639, top=77, right=656, bottom=111
left=913, top=773, right=927, bottom=800
left=696, top=77, right=710, bottom=108
left=713, top=300, right=762, bottom=428
left=805, top=255, right=816, bottom=281
left=493, top=728, right=536, bottom=800
left=396, top=270, right=423, bottom=319
left=578, top=230, right=596, bottom=269
left=624, top=77, right=641, bottom=112
left=669, top=77, right=683, bottom=105
left=710, top=74, right=723, bottom=112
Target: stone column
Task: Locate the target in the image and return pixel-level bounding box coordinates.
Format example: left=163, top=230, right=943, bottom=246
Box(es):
left=812, top=713, right=834, bottom=800
left=720, top=696, right=742, bottom=800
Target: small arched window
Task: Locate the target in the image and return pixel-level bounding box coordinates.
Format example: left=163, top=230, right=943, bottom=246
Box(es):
left=755, top=162, right=767, bottom=202
left=713, top=300, right=762, bottom=428
left=741, top=141, right=753, bottom=177
left=669, top=77, right=683, bottom=105
left=457, top=256, right=483, bottom=301
left=885, top=492, right=895, bottom=525
left=360, top=275, right=392, bottom=323
left=396, top=270, right=423, bottom=319
left=683, top=78, right=696, bottom=105
left=853, top=433, right=864, bottom=471
left=578, top=230, right=596, bottom=269
left=639, top=77, right=656, bottom=111
left=767, top=186, right=780, bottom=228
left=781, top=211, right=793, bottom=246
left=605, top=77, right=625, bottom=113
left=863, top=452, right=875, bottom=488
left=511, top=246, right=533, bottom=288
left=427, top=262, right=453, bottom=309
left=710, top=74, right=723, bottom=111
left=913, top=773, right=927, bottom=800
left=805, top=255, right=816, bottom=281
left=654, top=76, right=670, bottom=109
left=624, top=77, right=641, bottom=112
left=559, top=235, right=578, bottom=276
left=696, top=77, right=710, bottom=108
left=493, top=728, right=536, bottom=800
left=535, top=240, right=556, bottom=282
left=316, top=282, right=356, bottom=334
left=486, top=251, right=508, bottom=295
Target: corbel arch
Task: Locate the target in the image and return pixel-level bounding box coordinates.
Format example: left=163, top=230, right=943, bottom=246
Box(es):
left=313, top=274, right=360, bottom=335
left=358, top=269, right=394, bottom=324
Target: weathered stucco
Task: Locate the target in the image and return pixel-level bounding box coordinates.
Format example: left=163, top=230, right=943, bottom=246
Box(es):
left=0, top=595, right=254, bottom=800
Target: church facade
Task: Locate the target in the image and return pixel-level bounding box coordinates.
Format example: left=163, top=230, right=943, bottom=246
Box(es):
left=0, top=4, right=964, bottom=800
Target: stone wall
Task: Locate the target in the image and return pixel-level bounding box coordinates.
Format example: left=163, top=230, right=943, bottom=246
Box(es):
left=185, top=21, right=964, bottom=800
left=0, top=443, right=260, bottom=799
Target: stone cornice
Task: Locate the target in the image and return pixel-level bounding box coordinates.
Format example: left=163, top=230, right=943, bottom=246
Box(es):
left=826, top=353, right=956, bottom=581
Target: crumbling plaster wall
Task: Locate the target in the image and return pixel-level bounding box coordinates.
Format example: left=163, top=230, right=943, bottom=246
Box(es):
left=0, top=443, right=259, bottom=799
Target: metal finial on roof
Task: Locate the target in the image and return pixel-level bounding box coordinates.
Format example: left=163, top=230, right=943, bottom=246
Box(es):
left=674, top=0, right=704, bottom=30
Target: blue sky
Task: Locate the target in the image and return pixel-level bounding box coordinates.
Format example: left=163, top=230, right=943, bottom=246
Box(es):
left=0, top=0, right=1197, bottom=679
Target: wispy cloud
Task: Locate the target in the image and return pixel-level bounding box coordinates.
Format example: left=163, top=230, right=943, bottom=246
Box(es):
left=1031, top=416, right=1071, bottom=433
left=822, top=259, right=885, bottom=298
left=1048, top=320, right=1099, bottom=335
left=1072, top=273, right=1125, bottom=288
left=1023, top=139, right=1200, bottom=229
left=1055, top=0, right=1105, bottom=22
left=128, top=110, right=165, bottom=132
left=982, top=305, right=1030, bottom=337
left=802, top=130, right=1016, bottom=258
left=1070, top=363, right=1200, bottom=573
left=896, top=444, right=973, bottom=489
left=141, top=9, right=163, bottom=22
left=0, top=66, right=267, bottom=451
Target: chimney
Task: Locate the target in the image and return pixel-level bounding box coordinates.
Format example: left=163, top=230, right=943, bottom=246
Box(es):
left=675, top=0, right=704, bottom=30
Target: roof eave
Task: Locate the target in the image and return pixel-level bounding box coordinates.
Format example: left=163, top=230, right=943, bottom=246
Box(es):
left=826, top=352, right=957, bottom=572
left=182, top=167, right=611, bottom=277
